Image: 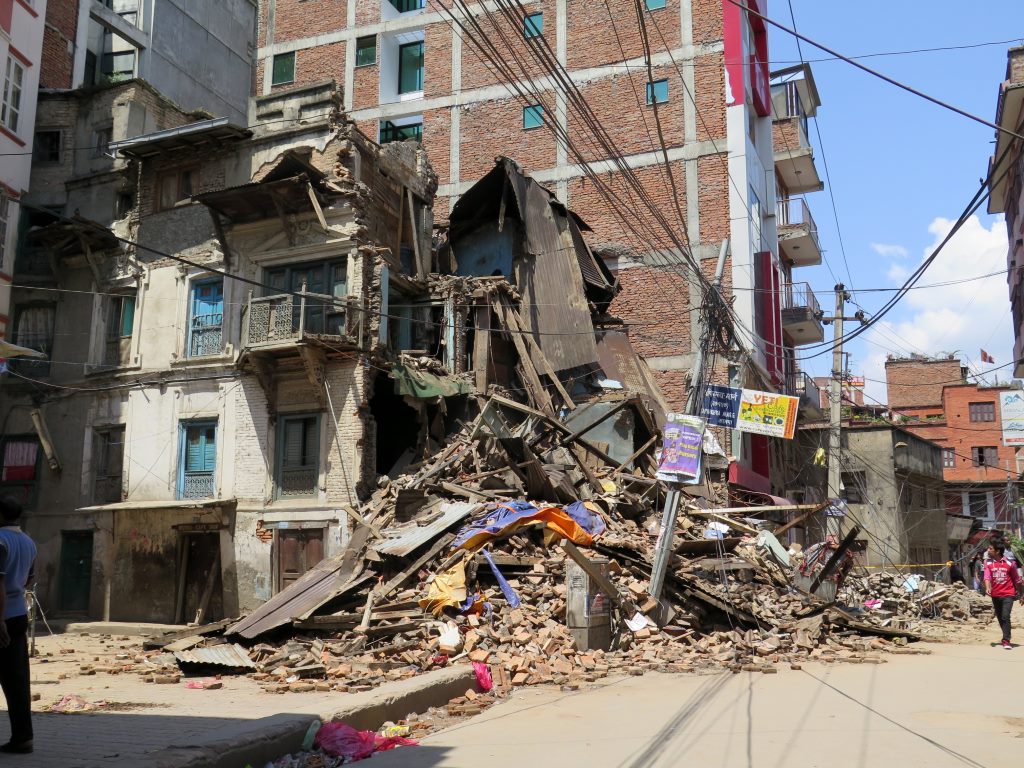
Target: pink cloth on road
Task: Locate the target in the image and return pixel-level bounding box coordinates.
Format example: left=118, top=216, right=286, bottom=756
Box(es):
left=984, top=557, right=1021, bottom=598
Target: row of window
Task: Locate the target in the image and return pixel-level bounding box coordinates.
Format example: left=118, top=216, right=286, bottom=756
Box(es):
left=1, top=55, right=24, bottom=136
left=940, top=445, right=1002, bottom=469
left=2, top=410, right=324, bottom=508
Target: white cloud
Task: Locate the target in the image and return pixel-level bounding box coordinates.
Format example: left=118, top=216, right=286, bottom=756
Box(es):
left=859, top=215, right=1010, bottom=405
left=870, top=242, right=909, bottom=259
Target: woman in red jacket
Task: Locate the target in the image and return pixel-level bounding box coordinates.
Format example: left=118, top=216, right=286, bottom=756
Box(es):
left=983, top=539, right=1024, bottom=649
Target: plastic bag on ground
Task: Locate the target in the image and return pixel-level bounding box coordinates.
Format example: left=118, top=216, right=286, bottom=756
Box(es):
left=315, top=721, right=418, bottom=761
left=473, top=661, right=493, bottom=692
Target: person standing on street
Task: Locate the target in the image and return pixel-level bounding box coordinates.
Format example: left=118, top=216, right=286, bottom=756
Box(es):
left=0, top=497, right=36, bottom=753
left=983, top=539, right=1023, bottom=650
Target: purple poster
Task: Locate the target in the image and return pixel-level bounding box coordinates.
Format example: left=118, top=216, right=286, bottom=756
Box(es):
left=657, top=415, right=705, bottom=482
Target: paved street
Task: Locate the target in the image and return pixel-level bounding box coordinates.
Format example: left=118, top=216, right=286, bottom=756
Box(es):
left=369, top=640, right=1021, bottom=768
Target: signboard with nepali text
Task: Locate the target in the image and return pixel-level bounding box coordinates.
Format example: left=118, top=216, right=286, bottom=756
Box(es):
left=700, top=385, right=799, bottom=440
left=1000, top=391, right=1024, bottom=446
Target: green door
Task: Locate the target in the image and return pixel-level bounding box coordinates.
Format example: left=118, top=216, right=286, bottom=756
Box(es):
left=59, top=531, right=93, bottom=612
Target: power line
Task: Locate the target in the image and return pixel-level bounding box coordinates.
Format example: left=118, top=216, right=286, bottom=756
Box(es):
left=733, top=0, right=1024, bottom=142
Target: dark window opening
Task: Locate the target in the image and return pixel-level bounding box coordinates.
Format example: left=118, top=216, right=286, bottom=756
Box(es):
left=93, top=426, right=125, bottom=504
left=33, top=130, right=61, bottom=163
left=380, top=120, right=422, bottom=144
left=369, top=372, right=421, bottom=475
left=972, top=446, right=998, bottom=468
left=0, top=436, right=40, bottom=508
left=356, top=36, right=377, bottom=66
left=840, top=471, right=865, bottom=504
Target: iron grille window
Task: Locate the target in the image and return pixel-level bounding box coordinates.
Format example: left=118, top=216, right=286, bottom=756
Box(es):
left=188, top=278, right=224, bottom=357
left=646, top=79, right=669, bottom=104
left=379, top=120, right=422, bottom=144
left=272, top=52, right=296, bottom=86
left=93, top=426, right=125, bottom=504
left=179, top=421, right=216, bottom=500
left=968, top=492, right=990, bottom=518
left=972, top=446, right=998, bottom=468
left=942, top=448, right=955, bottom=468
left=275, top=414, right=320, bottom=498
left=356, top=36, right=377, bottom=66
left=968, top=401, right=996, bottom=422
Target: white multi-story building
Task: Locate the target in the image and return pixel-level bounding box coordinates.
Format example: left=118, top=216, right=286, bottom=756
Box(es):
left=0, top=0, right=46, bottom=340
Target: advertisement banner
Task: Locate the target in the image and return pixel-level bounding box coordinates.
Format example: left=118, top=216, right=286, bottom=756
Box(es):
left=736, top=389, right=799, bottom=439
left=700, top=384, right=743, bottom=429
left=656, top=414, right=705, bottom=483
left=1000, top=391, right=1024, bottom=446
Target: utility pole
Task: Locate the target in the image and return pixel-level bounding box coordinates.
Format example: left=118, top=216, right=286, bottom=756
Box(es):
left=827, top=285, right=847, bottom=537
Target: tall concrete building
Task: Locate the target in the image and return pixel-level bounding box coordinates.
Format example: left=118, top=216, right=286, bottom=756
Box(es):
left=0, top=0, right=47, bottom=340
left=988, top=45, right=1024, bottom=379
left=254, top=0, right=827, bottom=494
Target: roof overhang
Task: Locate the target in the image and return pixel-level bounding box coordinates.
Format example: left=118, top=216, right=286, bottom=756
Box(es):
left=25, top=216, right=119, bottom=258
left=988, top=82, right=1024, bottom=214
left=775, top=147, right=824, bottom=194
left=769, top=63, right=821, bottom=117
left=109, top=117, right=252, bottom=160
left=195, top=174, right=319, bottom=224
left=76, top=497, right=237, bottom=513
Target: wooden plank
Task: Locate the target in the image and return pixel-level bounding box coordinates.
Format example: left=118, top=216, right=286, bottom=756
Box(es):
left=378, top=533, right=457, bottom=600
left=611, top=435, right=658, bottom=476
left=407, top=188, right=427, bottom=279
left=306, top=182, right=329, bottom=232
left=496, top=295, right=575, bottom=410
left=775, top=502, right=830, bottom=536
left=473, top=297, right=492, bottom=392
left=493, top=299, right=555, bottom=414
left=193, top=547, right=221, bottom=625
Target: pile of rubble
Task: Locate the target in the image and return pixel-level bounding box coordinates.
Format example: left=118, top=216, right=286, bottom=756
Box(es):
left=839, top=573, right=991, bottom=624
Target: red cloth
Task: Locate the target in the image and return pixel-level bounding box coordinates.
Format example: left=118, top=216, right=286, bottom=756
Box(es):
left=984, top=558, right=1021, bottom=598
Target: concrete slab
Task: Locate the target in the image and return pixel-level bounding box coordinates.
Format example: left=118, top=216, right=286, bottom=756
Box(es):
left=60, top=621, right=188, bottom=637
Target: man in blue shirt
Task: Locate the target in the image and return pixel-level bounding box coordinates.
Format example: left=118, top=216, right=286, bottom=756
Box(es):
left=0, top=497, right=36, bottom=754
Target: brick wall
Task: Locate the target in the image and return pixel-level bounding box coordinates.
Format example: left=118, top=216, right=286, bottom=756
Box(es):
left=458, top=0, right=554, bottom=92
left=459, top=96, right=555, bottom=182
left=272, top=0, right=348, bottom=43
left=885, top=358, right=966, bottom=409
left=941, top=385, right=1018, bottom=483
left=772, top=117, right=803, bottom=153
left=694, top=51, right=726, bottom=141
left=423, top=106, right=452, bottom=185
left=274, top=41, right=347, bottom=93
left=566, top=0, right=680, bottom=70
left=691, top=0, right=723, bottom=44
left=353, top=59, right=379, bottom=111
left=607, top=265, right=690, bottom=360
left=41, top=0, right=79, bottom=89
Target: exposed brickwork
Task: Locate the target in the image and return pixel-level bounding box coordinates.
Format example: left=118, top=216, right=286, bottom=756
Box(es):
left=697, top=154, right=729, bottom=242
left=651, top=369, right=688, bottom=412
left=566, top=0, right=680, bottom=70
left=693, top=51, right=726, bottom=140
left=423, top=24, right=453, bottom=99
left=885, top=357, right=966, bottom=409
left=459, top=96, right=555, bottom=182
left=272, top=0, right=347, bottom=43
left=272, top=41, right=347, bottom=92
left=40, top=0, right=79, bottom=89
left=772, top=116, right=803, bottom=153
left=565, top=160, right=689, bottom=251
left=607, top=265, right=690, bottom=360
left=458, top=0, right=555, bottom=91
left=355, top=0, right=379, bottom=28
left=691, top=0, right=723, bottom=44
left=570, top=65, right=685, bottom=163
left=423, top=107, right=452, bottom=185
left=353, top=60, right=379, bottom=110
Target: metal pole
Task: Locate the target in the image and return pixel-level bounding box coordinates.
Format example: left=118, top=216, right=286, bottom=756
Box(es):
left=827, top=284, right=846, bottom=538
left=649, top=240, right=729, bottom=616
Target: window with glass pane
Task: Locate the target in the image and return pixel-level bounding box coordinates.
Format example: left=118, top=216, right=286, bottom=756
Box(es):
left=645, top=0, right=666, bottom=9
left=523, top=104, right=543, bottom=129
left=387, top=0, right=425, bottom=11
left=2, top=56, right=24, bottom=133
left=11, top=305, right=54, bottom=377
left=100, top=50, right=135, bottom=81
left=646, top=79, right=669, bottom=104
left=189, top=278, right=223, bottom=357
left=523, top=12, right=543, bottom=38
left=276, top=414, right=320, bottom=498
left=379, top=120, right=422, bottom=144
left=105, top=294, right=136, bottom=367
left=0, top=437, right=39, bottom=507
left=968, top=401, right=995, bottom=422
left=942, top=448, right=955, bottom=468
left=179, top=421, right=216, bottom=499
left=972, top=446, right=998, bottom=467
left=34, top=131, right=61, bottom=163
left=265, top=260, right=346, bottom=336
left=272, top=52, right=296, bottom=85
left=93, top=426, right=125, bottom=504
left=356, top=36, right=377, bottom=66
left=398, top=42, right=424, bottom=94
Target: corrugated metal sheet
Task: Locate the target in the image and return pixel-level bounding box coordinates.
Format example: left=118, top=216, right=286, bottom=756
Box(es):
left=173, top=643, right=255, bottom=669
left=372, top=502, right=481, bottom=557
left=596, top=331, right=670, bottom=425
left=227, top=525, right=372, bottom=640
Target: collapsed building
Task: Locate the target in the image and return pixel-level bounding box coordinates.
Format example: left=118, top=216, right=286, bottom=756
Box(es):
left=0, top=81, right=671, bottom=625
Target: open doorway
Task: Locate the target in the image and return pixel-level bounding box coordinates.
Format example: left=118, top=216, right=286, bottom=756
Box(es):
left=174, top=532, right=223, bottom=625
left=369, top=372, right=421, bottom=476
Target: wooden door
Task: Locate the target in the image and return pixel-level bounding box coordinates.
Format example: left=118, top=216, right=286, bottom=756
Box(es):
left=275, top=529, right=325, bottom=592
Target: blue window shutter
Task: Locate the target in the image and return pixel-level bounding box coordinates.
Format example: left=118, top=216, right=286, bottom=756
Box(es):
left=202, top=427, right=216, bottom=471
left=121, top=296, right=136, bottom=337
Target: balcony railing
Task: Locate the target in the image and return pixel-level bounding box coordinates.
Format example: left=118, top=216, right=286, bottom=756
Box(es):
left=180, top=472, right=215, bottom=500
left=785, top=370, right=823, bottom=414
left=244, top=289, right=355, bottom=349
left=782, top=282, right=821, bottom=316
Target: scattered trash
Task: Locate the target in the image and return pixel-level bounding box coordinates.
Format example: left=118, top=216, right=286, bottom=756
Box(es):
left=47, top=694, right=109, bottom=713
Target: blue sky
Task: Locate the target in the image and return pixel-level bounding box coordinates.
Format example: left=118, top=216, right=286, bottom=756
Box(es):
left=768, top=2, right=1023, bottom=402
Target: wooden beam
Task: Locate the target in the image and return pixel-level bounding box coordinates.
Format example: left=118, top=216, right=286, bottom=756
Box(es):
left=379, top=533, right=456, bottom=600
left=407, top=188, right=427, bottom=280
left=496, top=294, right=575, bottom=410
left=775, top=502, right=831, bottom=536
left=611, top=435, right=658, bottom=476
left=493, top=299, right=555, bottom=414
left=306, top=182, right=330, bottom=233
